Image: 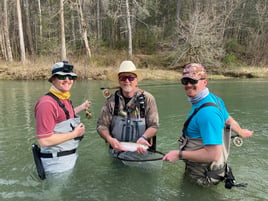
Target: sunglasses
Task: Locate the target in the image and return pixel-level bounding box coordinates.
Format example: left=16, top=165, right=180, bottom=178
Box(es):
left=181, top=78, right=205, bottom=85
left=55, top=74, right=75, bottom=80
left=119, top=75, right=136, bottom=82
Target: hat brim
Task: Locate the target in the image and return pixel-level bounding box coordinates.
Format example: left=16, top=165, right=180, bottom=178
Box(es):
left=48, top=72, right=77, bottom=82
left=107, top=70, right=143, bottom=83
left=181, top=73, right=206, bottom=80
left=181, top=74, right=198, bottom=80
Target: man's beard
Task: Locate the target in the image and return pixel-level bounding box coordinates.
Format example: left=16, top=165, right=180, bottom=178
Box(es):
left=122, top=85, right=133, bottom=93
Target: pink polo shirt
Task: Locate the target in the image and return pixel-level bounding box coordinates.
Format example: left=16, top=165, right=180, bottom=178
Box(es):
left=34, top=95, right=75, bottom=138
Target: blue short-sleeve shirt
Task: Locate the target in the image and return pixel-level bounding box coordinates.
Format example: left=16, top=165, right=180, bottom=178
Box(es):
left=185, top=93, right=229, bottom=145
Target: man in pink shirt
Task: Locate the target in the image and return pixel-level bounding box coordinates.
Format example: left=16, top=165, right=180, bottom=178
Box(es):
left=33, top=61, right=91, bottom=179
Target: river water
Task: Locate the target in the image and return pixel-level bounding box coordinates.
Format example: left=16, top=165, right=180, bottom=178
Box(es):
left=0, top=79, right=267, bottom=201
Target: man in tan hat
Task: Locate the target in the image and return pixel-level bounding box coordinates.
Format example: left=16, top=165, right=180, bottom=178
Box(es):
left=97, top=60, right=159, bottom=159
left=163, top=63, right=253, bottom=188
left=33, top=61, right=91, bottom=178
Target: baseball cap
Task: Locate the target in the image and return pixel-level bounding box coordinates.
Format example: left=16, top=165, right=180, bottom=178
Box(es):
left=182, top=63, right=207, bottom=80
left=48, top=61, right=77, bottom=82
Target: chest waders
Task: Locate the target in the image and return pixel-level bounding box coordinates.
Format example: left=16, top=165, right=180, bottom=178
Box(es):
left=179, top=103, right=232, bottom=186
left=32, top=92, right=82, bottom=178
left=109, top=91, right=156, bottom=157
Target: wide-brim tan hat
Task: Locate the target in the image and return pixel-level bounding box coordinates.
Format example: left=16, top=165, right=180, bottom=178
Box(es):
left=108, top=60, right=143, bottom=82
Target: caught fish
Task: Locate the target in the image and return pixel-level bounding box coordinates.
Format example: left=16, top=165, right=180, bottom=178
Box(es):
left=120, top=142, right=148, bottom=152
left=85, top=110, right=93, bottom=119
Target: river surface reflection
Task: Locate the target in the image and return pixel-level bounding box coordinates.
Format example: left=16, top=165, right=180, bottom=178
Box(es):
left=0, top=79, right=267, bottom=201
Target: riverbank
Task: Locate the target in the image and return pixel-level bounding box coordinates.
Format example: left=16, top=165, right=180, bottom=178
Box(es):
left=0, top=63, right=181, bottom=81
left=0, top=56, right=268, bottom=81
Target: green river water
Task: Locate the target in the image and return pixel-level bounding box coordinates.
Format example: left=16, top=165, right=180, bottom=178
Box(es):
left=0, top=79, right=267, bottom=201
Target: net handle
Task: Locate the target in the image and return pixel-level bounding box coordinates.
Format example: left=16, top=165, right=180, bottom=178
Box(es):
left=116, top=150, right=165, bottom=162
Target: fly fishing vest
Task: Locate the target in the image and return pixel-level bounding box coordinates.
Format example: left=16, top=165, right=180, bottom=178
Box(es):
left=40, top=92, right=82, bottom=174
left=179, top=103, right=231, bottom=186
left=110, top=91, right=146, bottom=142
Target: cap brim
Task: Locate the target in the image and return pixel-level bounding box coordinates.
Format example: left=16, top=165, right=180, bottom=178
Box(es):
left=181, top=74, right=198, bottom=80
left=48, top=72, right=77, bottom=82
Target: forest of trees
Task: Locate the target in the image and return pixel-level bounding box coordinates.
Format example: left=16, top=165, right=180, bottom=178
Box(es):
left=0, top=0, right=267, bottom=68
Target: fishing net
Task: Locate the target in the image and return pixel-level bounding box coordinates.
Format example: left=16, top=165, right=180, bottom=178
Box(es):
left=116, top=150, right=165, bottom=170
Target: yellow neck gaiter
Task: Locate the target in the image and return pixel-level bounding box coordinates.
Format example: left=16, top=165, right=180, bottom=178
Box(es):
left=49, top=86, right=71, bottom=100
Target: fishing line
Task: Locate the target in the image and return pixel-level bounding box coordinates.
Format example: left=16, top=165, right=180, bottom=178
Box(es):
left=100, top=82, right=179, bottom=98
left=253, top=128, right=268, bottom=133
left=100, top=82, right=179, bottom=90
left=142, top=82, right=179, bottom=87
left=80, top=87, right=93, bottom=119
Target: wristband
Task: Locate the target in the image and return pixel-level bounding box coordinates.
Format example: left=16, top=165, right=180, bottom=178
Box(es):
left=179, top=151, right=183, bottom=160
left=140, top=135, right=147, bottom=140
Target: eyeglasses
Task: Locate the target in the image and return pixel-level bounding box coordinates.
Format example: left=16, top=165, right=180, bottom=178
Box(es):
left=181, top=78, right=205, bottom=85
left=55, top=74, right=75, bottom=80
left=119, top=75, right=136, bottom=82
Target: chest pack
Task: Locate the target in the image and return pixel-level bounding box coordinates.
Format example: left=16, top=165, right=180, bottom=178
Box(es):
left=113, top=91, right=146, bottom=118
left=109, top=91, right=147, bottom=143
left=110, top=91, right=157, bottom=151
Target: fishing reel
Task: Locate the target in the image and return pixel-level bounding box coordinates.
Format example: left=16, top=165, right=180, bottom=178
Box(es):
left=102, top=88, right=111, bottom=98
left=100, top=86, right=120, bottom=99
left=232, top=135, right=243, bottom=147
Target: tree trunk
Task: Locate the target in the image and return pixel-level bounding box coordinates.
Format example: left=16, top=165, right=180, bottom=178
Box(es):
left=37, top=0, right=42, bottom=41
left=24, top=0, right=34, bottom=55
left=77, top=0, right=91, bottom=58
left=96, top=0, right=102, bottom=41
left=17, top=0, right=26, bottom=63
left=0, top=26, right=8, bottom=60
left=3, top=0, right=13, bottom=61
left=60, top=0, right=67, bottom=61
left=125, top=0, right=132, bottom=59
left=71, top=11, right=76, bottom=47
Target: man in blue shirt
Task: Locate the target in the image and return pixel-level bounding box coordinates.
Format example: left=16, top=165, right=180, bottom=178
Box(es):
left=163, top=63, right=253, bottom=186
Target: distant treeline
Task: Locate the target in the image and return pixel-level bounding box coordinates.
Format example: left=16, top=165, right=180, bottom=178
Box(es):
left=0, top=0, right=267, bottom=68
